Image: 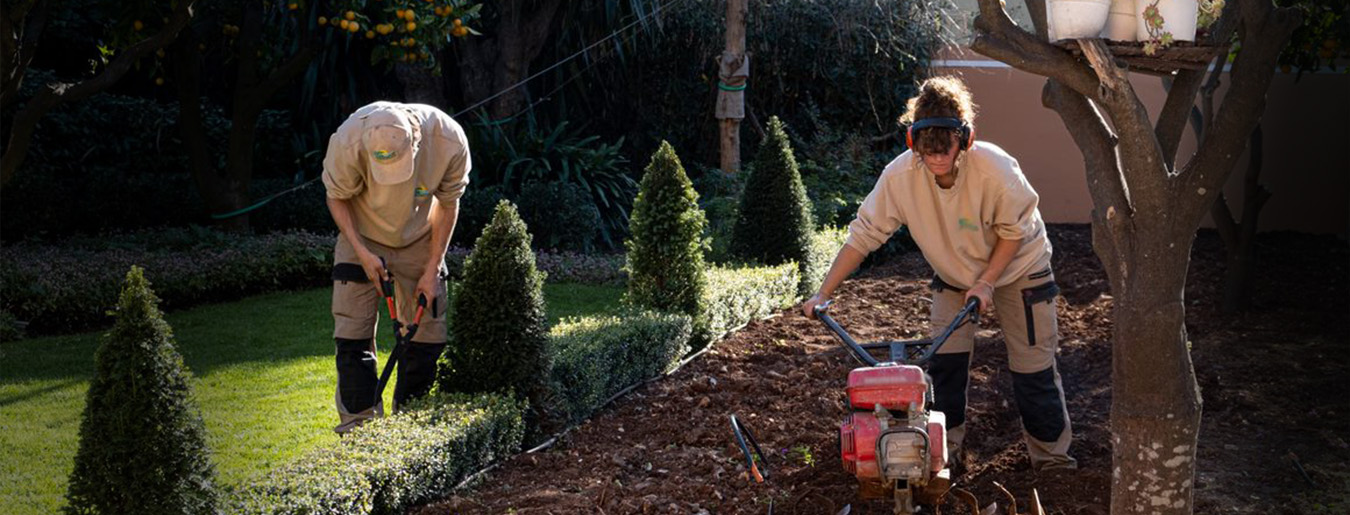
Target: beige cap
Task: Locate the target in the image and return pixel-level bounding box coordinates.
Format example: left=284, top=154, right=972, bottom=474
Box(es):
left=360, top=106, right=420, bottom=185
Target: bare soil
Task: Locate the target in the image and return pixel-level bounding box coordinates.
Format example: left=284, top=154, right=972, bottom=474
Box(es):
left=416, top=225, right=1350, bottom=514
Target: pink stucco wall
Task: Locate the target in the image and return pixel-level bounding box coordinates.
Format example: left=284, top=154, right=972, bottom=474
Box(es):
left=933, top=57, right=1348, bottom=236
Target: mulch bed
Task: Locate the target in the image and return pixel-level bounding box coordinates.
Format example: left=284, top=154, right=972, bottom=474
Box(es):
left=416, top=225, right=1349, bottom=514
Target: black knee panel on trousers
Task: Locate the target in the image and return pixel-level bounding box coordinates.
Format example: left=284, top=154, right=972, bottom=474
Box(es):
left=336, top=338, right=379, bottom=414
left=1012, top=366, right=1067, bottom=442
left=394, top=342, right=447, bottom=408
left=928, top=352, right=971, bottom=428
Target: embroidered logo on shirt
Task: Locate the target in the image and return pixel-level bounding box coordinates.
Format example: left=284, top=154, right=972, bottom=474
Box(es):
left=414, top=184, right=430, bottom=198
left=958, top=218, right=980, bottom=231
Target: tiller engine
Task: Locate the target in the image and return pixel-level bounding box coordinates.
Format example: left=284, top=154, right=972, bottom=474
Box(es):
left=815, top=298, right=980, bottom=514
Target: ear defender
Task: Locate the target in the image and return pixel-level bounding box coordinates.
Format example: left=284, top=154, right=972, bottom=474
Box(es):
left=906, top=117, right=974, bottom=151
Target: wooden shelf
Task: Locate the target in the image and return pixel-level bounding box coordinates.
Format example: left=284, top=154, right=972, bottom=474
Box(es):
left=1056, top=40, right=1224, bottom=76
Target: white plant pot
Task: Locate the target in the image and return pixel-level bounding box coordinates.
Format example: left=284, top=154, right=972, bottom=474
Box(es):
left=1101, top=0, right=1138, bottom=41
left=1136, top=0, right=1198, bottom=43
left=1047, top=0, right=1113, bottom=41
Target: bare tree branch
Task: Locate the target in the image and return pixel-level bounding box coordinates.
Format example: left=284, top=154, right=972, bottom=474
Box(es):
left=1, top=1, right=195, bottom=188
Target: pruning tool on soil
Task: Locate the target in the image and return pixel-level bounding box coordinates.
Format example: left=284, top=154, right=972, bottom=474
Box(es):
left=373, top=258, right=427, bottom=407
left=729, top=414, right=769, bottom=483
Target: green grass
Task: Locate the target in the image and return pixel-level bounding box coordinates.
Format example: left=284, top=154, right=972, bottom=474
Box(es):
left=0, top=282, right=621, bottom=515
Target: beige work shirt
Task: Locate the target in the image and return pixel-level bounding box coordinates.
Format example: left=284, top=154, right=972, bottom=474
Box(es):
left=322, top=102, right=471, bottom=249
left=845, top=142, right=1052, bottom=289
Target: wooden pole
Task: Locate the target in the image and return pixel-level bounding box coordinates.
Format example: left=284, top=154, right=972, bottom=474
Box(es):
left=716, top=0, right=747, bottom=173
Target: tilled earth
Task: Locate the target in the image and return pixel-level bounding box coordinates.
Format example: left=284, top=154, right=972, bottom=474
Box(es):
left=416, top=226, right=1349, bottom=514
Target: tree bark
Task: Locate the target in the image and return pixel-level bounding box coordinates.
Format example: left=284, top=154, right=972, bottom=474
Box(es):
left=395, top=62, right=447, bottom=107
left=454, top=0, right=563, bottom=120
left=0, top=1, right=195, bottom=189
left=971, top=0, right=1300, bottom=512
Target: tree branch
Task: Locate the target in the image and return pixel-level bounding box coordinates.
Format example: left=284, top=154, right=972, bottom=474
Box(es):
left=1183, top=0, right=1301, bottom=220
left=1, top=0, right=195, bottom=188
left=1156, top=69, right=1205, bottom=169
left=1, top=0, right=49, bottom=109
left=969, top=0, right=1101, bottom=100
left=1043, top=80, right=1131, bottom=221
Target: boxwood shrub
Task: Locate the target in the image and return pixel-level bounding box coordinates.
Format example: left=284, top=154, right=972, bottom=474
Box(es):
left=230, top=392, right=523, bottom=515
left=701, top=262, right=800, bottom=344
left=550, top=311, right=692, bottom=425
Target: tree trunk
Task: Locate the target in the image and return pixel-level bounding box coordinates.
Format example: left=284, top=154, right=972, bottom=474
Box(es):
left=170, top=29, right=229, bottom=221
left=454, top=0, right=562, bottom=119
left=185, top=1, right=316, bottom=232
left=717, top=0, right=747, bottom=174
left=395, top=63, right=447, bottom=107
left=1096, top=224, right=1203, bottom=514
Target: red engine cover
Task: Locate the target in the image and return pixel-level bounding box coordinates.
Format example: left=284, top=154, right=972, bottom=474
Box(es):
left=846, top=365, right=928, bottom=412
left=839, top=412, right=882, bottom=480
left=839, top=411, right=949, bottom=482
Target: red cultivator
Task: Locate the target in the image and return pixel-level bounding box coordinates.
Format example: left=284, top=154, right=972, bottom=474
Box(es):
left=815, top=299, right=1043, bottom=515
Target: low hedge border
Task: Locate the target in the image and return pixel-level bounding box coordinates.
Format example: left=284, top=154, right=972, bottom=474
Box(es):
left=0, top=231, right=334, bottom=337
left=0, top=231, right=627, bottom=340
left=550, top=310, right=693, bottom=425
left=702, top=262, right=801, bottom=344
left=230, top=392, right=524, bottom=515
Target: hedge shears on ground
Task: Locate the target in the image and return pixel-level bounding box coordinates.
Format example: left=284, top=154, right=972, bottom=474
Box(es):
left=374, top=258, right=427, bottom=406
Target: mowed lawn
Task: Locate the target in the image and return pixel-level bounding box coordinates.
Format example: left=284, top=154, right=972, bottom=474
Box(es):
left=0, top=283, right=622, bottom=514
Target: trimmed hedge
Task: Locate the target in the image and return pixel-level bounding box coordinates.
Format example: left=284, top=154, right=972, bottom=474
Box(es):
left=702, top=263, right=801, bottom=343
left=550, top=311, right=692, bottom=425
left=0, top=230, right=333, bottom=337
left=803, top=227, right=850, bottom=297
left=231, top=393, right=523, bottom=515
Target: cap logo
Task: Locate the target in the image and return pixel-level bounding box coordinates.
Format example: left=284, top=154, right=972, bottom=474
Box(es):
left=372, top=149, right=399, bottom=161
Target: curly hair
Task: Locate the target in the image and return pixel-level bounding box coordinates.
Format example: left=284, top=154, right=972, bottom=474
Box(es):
left=898, top=76, right=978, bottom=155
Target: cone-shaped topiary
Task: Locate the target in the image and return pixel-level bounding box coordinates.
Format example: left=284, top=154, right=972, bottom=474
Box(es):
left=64, top=266, right=218, bottom=515
left=624, top=141, right=709, bottom=323
left=436, top=200, right=552, bottom=403
left=730, top=116, right=816, bottom=293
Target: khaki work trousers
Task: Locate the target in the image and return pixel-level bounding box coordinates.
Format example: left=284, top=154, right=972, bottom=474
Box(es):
left=928, top=268, right=1077, bottom=471
left=331, top=232, right=449, bottom=434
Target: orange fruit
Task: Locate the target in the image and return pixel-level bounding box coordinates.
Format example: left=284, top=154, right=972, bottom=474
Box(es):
left=348, top=22, right=361, bottom=33
left=366, top=30, right=375, bottom=38
left=452, top=18, right=461, bottom=27
left=345, top=10, right=356, bottom=21
left=406, top=21, right=416, bottom=31
left=134, top=20, right=144, bottom=31
left=395, top=9, right=405, bottom=19
left=338, top=19, right=349, bottom=30
left=155, top=77, right=164, bottom=86
left=318, top=16, right=327, bottom=25
left=452, top=25, right=467, bottom=37
left=288, top=3, right=298, bottom=10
